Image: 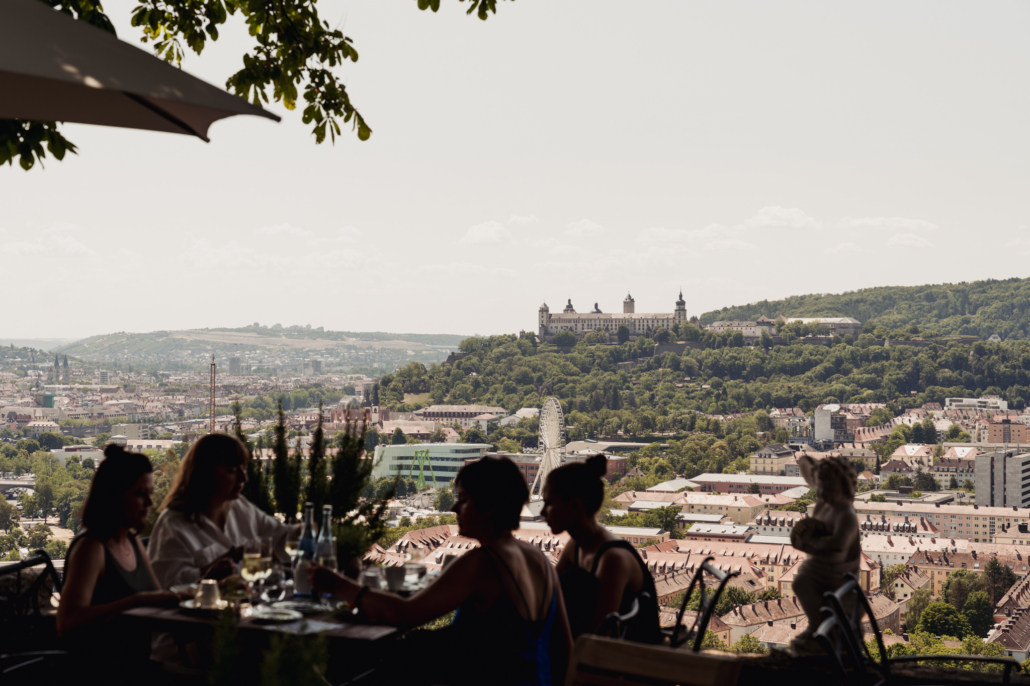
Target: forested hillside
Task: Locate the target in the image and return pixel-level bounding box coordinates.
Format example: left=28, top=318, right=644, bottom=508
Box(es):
left=373, top=333, right=1030, bottom=478
left=699, top=277, right=1030, bottom=340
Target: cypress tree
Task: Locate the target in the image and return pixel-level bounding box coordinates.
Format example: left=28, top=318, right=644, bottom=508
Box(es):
left=272, top=401, right=298, bottom=522
left=305, top=402, right=329, bottom=514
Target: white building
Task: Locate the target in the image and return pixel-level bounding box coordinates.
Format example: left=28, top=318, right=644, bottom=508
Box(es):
left=371, top=443, right=493, bottom=489
left=946, top=396, right=1008, bottom=412
left=538, top=292, right=687, bottom=339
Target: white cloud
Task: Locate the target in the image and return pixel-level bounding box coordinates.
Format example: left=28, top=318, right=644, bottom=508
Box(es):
left=742, top=206, right=821, bottom=231
left=887, top=233, right=932, bottom=248
left=0, top=241, right=48, bottom=256
left=824, top=242, right=862, bottom=255
left=565, top=219, right=604, bottom=236
left=187, top=239, right=290, bottom=270
left=704, top=238, right=758, bottom=251
left=638, top=224, right=731, bottom=243
left=507, top=214, right=539, bottom=225
left=256, top=223, right=313, bottom=237
left=837, top=216, right=938, bottom=232
left=458, top=221, right=511, bottom=245
left=0, top=222, right=94, bottom=257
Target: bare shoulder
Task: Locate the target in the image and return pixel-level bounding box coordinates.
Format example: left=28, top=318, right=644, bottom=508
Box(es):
left=67, top=536, right=105, bottom=570
left=598, top=544, right=639, bottom=574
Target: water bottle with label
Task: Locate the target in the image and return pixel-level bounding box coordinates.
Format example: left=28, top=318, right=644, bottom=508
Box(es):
left=294, top=502, right=316, bottom=596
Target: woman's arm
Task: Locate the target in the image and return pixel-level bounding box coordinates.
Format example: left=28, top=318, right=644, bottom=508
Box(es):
left=148, top=516, right=230, bottom=586
left=57, top=538, right=177, bottom=636
left=549, top=568, right=574, bottom=685
left=311, top=550, right=487, bottom=628
left=589, top=549, right=636, bottom=633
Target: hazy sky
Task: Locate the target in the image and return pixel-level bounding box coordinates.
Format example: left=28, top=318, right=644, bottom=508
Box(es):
left=3, top=1, right=1029, bottom=340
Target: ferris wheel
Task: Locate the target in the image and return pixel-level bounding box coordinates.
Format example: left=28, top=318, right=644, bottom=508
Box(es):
left=530, top=397, right=566, bottom=499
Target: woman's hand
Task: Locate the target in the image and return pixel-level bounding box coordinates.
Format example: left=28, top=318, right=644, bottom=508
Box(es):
left=201, top=555, right=237, bottom=580
left=308, top=563, right=347, bottom=596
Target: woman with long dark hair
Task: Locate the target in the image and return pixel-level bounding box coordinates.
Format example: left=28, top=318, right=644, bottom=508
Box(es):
left=543, top=454, right=661, bottom=643
left=57, top=444, right=177, bottom=636
left=310, top=456, right=573, bottom=686
left=148, top=433, right=292, bottom=588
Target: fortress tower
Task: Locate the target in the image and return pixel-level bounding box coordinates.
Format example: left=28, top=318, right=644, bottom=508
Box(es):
left=675, top=289, right=687, bottom=322
left=623, top=293, right=635, bottom=314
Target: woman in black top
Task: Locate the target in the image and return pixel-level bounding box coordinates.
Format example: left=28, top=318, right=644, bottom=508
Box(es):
left=58, top=445, right=178, bottom=637
left=543, top=454, right=661, bottom=644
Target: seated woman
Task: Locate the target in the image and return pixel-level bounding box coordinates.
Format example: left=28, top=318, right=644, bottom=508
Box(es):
left=148, top=433, right=292, bottom=588
left=57, top=445, right=178, bottom=644
left=543, top=454, right=661, bottom=643
left=310, top=456, right=572, bottom=686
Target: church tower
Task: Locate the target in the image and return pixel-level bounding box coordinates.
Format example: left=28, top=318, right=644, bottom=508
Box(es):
left=538, top=302, right=550, bottom=337
left=623, top=293, right=635, bottom=314
left=675, top=289, right=687, bottom=322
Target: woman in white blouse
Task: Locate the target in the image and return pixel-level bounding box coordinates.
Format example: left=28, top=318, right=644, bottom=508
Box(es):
left=148, top=433, right=294, bottom=589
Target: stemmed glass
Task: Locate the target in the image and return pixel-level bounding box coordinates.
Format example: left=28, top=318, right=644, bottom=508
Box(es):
left=261, top=561, right=287, bottom=604
left=285, top=529, right=301, bottom=588
left=240, top=538, right=263, bottom=600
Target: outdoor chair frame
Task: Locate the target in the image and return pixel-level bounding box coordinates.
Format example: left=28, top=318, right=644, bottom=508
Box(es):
left=813, top=572, right=1021, bottom=685
left=666, top=556, right=739, bottom=651
left=0, top=549, right=62, bottom=622
left=597, top=595, right=642, bottom=640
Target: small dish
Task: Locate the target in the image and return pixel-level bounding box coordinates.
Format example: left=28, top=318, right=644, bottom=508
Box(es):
left=250, top=607, right=303, bottom=623
left=180, top=598, right=229, bottom=613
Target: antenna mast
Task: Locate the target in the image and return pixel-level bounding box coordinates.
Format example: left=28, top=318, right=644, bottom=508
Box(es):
left=209, top=355, right=216, bottom=433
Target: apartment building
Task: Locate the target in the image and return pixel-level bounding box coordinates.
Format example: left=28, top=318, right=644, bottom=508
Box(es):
left=372, top=443, right=492, bottom=489
left=690, top=473, right=807, bottom=495
left=946, top=396, right=1008, bottom=412
left=909, top=548, right=1029, bottom=597
left=930, top=458, right=975, bottom=488
left=975, top=450, right=1030, bottom=509
left=847, top=500, right=1028, bottom=543
left=750, top=443, right=796, bottom=475
left=414, top=404, right=509, bottom=430
left=989, top=419, right=1029, bottom=444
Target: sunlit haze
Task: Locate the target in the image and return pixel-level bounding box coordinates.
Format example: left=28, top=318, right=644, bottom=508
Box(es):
left=3, top=0, right=1028, bottom=340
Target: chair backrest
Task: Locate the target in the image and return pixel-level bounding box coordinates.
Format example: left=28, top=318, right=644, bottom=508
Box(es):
left=812, top=607, right=855, bottom=683
left=597, top=596, right=641, bottom=640
left=818, top=573, right=871, bottom=673
left=667, top=556, right=739, bottom=651
left=565, top=634, right=743, bottom=686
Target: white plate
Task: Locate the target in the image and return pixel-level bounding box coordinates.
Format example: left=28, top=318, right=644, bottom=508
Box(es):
left=170, top=583, right=199, bottom=595
left=180, top=598, right=228, bottom=612
left=251, top=607, right=303, bottom=623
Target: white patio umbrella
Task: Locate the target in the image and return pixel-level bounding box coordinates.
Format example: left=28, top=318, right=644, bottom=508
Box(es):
left=0, top=0, right=280, bottom=141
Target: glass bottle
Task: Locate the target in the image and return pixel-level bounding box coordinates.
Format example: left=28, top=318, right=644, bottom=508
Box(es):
left=316, top=504, right=336, bottom=570
left=294, top=502, right=316, bottom=596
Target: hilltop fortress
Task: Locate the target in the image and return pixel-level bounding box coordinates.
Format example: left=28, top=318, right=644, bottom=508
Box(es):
left=538, top=292, right=696, bottom=341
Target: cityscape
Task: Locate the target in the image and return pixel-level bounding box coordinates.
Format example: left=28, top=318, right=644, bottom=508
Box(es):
left=4, top=1, right=1029, bottom=685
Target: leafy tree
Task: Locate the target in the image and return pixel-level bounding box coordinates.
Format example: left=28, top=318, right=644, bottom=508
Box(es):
left=942, top=570, right=987, bottom=613
left=93, top=433, right=111, bottom=448
left=0, top=499, right=19, bottom=534
left=746, top=482, right=761, bottom=494
left=731, top=633, right=769, bottom=654
left=35, top=481, right=55, bottom=524
left=916, top=602, right=972, bottom=638
left=554, top=331, right=577, bottom=347
left=434, top=489, right=455, bottom=512
left=913, top=471, right=938, bottom=492
left=984, top=556, right=1019, bottom=605
left=391, top=428, right=408, bottom=445
left=365, top=427, right=381, bottom=453
left=699, top=630, right=726, bottom=649
left=962, top=591, right=994, bottom=637
left=44, top=539, right=68, bottom=560
left=26, top=523, right=53, bottom=549
left=36, top=432, right=65, bottom=451
left=870, top=493, right=887, bottom=502
left=949, top=475, right=959, bottom=489
left=464, top=427, right=488, bottom=444
left=757, top=588, right=781, bottom=601
left=617, top=325, right=631, bottom=345
left=329, top=420, right=396, bottom=564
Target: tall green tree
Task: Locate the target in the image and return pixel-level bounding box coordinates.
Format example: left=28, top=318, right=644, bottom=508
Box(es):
left=271, top=401, right=299, bottom=523
left=984, top=556, right=1019, bottom=605
left=962, top=591, right=994, bottom=638
left=235, top=404, right=273, bottom=515
left=391, top=428, right=408, bottom=445
left=328, top=420, right=395, bottom=562
left=906, top=589, right=932, bottom=630
left=305, top=403, right=329, bottom=515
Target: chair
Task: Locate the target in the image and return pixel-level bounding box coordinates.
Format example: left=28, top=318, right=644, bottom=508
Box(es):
left=565, top=634, right=743, bottom=686
left=0, top=550, right=68, bottom=682
left=814, top=572, right=1021, bottom=685
left=665, top=556, right=739, bottom=651
left=597, top=596, right=641, bottom=639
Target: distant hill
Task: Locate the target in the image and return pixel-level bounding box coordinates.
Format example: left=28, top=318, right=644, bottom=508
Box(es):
left=699, top=276, right=1030, bottom=340
left=55, top=326, right=467, bottom=359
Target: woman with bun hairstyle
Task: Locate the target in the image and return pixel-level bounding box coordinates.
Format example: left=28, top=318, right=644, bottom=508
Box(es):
left=58, top=444, right=179, bottom=638
left=543, top=454, right=661, bottom=643
left=148, top=433, right=295, bottom=589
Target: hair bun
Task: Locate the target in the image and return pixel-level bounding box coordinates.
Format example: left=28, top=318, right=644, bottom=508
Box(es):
left=585, top=453, right=607, bottom=477
left=103, top=443, right=126, bottom=459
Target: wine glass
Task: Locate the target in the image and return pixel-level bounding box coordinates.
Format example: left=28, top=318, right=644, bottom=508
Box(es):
left=240, top=539, right=263, bottom=599
left=284, top=530, right=301, bottom=587
left=260, top=561, right=287, bottom=604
